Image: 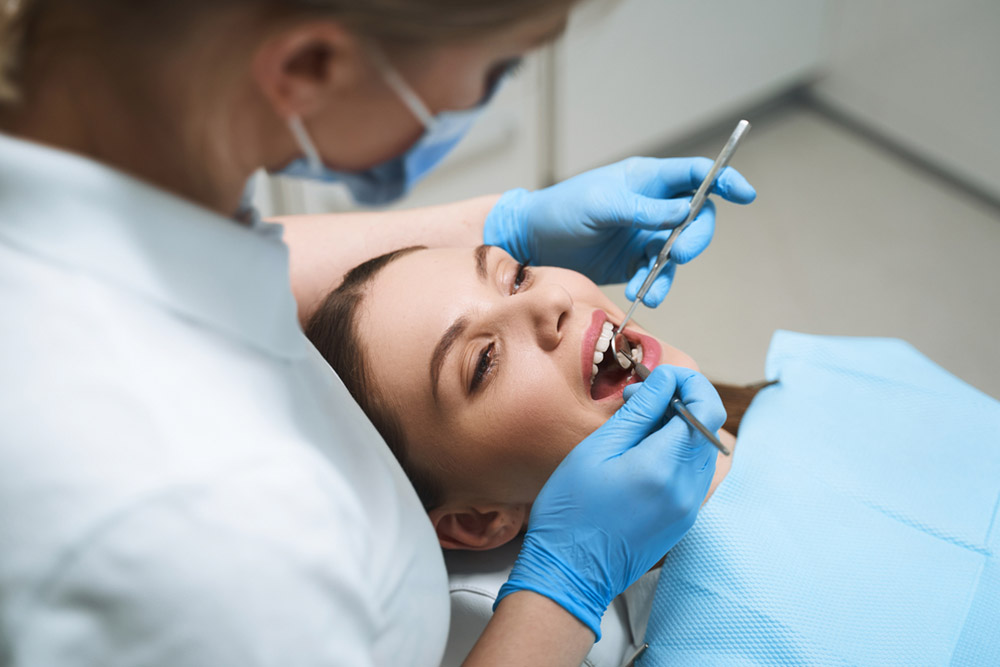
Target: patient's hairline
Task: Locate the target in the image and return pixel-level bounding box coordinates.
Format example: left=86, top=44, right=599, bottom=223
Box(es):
left=304, top=244, right=446, bottom=512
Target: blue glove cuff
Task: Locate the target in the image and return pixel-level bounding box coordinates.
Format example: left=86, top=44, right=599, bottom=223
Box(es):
left=494, top=534, right=609, bottom=640
left=483, top=188, right=532, bottom=264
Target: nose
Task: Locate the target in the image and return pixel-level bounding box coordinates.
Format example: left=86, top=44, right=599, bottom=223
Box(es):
left=522, top=282, right=573, bottom=351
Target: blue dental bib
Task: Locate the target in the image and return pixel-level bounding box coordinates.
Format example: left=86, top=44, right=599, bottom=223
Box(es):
left=641, top=331, right=1000, bottom=666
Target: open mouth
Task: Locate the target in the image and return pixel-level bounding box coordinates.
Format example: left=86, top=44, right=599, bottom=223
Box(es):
left=589, top=319, right=644, bottom=401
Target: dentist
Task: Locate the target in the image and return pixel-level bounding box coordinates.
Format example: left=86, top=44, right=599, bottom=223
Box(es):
left=0, top=1, right=755, bottom=665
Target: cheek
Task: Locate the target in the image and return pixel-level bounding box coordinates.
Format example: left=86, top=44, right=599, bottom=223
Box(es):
left=480, top=376, right=606, bottom=484
left=659, top=343, right=700, bottom=373
left=405, top=49, right=487, bottom=111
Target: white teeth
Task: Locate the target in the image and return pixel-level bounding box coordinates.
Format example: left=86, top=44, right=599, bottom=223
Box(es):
left=596, top=322, right=613, bottom=352
left=634, top=343, right=643, bottom=363
left=591, top=320, right=624, bottom=385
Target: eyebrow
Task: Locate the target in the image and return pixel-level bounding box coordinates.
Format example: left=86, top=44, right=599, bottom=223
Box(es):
left=474, top=244, right=490, bottom=282
left=430, top=316, right=469, bottom=402
left=430, top=246, right=493, bottom=401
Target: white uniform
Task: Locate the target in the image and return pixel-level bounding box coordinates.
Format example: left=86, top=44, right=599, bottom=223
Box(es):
left=0, top=134, right=449, bottom=666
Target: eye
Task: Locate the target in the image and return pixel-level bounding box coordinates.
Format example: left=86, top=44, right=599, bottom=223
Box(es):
left=484, top=57, right=524, bottom=97
left=511, top=263, right=533, bottom=294
left=470, top=342, right=497, bottom=393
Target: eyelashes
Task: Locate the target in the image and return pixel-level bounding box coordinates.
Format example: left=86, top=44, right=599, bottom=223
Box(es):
left=486, top=57, right=525, bottom=93
left=470, top=342, right=496, bottom=393
left=505, top=58, right=526, bottom=78
left=512, top=263, right=532, bottom=294
left=469, top=262, right=531, bottom=394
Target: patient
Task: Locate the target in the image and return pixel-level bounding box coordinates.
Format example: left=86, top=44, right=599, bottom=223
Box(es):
left=305, top=244, right=750, bottom=551
left=305, top=244, right=1000, bottom=665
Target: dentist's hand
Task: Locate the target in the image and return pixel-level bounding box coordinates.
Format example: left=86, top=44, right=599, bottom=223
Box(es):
left=495, top=365, right=725, bottom=638
left=483, top=157, right=755, bottom=306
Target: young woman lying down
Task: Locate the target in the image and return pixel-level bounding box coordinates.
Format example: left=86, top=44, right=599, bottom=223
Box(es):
left=303, top=243, right=1000, bottom=666
left=301, top=244, right=763, bottom=662
left=305, top=245, right=757, bottom=541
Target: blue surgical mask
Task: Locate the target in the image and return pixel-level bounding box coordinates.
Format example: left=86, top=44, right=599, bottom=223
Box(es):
left=278, top=47, right=505, bottom=206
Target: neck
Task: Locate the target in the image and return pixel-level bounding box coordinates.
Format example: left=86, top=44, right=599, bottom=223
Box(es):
left=1, top=56, right=258, bottom=216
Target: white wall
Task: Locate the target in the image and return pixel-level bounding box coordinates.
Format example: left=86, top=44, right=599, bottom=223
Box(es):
left=811, top=0, right=1000, bottom=201
left=554, top=0, right=827, bottom=178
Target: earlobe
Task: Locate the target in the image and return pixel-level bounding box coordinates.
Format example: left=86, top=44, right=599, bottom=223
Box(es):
left=429, top=504, right=528, bottom=551
left=251, top=21, right=362, bottom=119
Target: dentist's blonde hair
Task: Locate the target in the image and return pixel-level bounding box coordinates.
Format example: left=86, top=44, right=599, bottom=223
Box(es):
left=0, top=0, right=576, bottom=103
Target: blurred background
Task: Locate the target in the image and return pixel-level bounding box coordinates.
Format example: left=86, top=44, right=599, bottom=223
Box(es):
left=254, top=0, right=1000, bottom=399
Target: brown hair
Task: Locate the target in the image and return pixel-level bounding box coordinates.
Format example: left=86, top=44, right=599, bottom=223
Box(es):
left=306, top=246, right=769, bottom=511
left=305, top=246, right=447, bottom=510
left=0, top=0, right=576, bottom=103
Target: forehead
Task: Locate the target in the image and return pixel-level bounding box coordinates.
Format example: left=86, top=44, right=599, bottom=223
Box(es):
left=363, top=247, right=483, bottom=332
left=358, top=246, right=487, bottom=399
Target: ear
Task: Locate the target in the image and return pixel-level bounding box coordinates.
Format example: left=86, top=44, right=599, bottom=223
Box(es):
left=428, top=503, right=529, bottom=551
left=251, top=21, right=365, bottom=119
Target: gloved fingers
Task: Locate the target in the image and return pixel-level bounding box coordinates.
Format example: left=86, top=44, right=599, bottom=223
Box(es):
left=591, top=366, right=683, bottom=456
left=622, top=382, right=640, bottom=402
left=623, top=367, right=726, bottom=437
left=672, top=368, right=728, bottom=434
left=646, top=158, right=756, bottom=204
left=640, top=266, right=676, bottom=307
left=668, top=199, right=716, bottom=265
left=623, top=367, right=721, bottom=474
left=710, top=165, right=756, bottom=204
left=626, top=192, right=690, bottom=230
left=623, top=156, right=708, bottom=198
left=625, top=255, right=676, bottom=306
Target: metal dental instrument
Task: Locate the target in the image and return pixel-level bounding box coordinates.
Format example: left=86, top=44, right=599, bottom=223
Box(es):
left=615, top=345, right=732, bottom=457
left=610, top=119, right=751, bottom=371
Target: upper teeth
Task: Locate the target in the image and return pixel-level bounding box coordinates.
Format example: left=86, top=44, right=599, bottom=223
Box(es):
left=590, top=321, right=642, bottom=384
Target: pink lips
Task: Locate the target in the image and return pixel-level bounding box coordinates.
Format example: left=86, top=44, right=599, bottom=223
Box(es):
left=580, top=309, right=662, bottom=401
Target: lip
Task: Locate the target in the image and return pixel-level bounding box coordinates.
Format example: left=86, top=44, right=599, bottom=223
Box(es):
left=580, top=310, right=662, bottom=401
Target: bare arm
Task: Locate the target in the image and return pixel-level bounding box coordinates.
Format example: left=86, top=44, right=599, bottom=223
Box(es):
left=464, top=592, right=594, bottom=667
left=274, top=194, right=500, bottom=325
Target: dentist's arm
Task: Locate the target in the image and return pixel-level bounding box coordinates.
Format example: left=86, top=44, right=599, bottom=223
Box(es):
left=465, top=591, right=593, bottom=667
left=279, top=157, right=755, bottom=325
left=277, top=195, right=499, bottom=325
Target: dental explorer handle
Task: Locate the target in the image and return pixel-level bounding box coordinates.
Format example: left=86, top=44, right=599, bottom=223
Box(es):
left=670, top=396, right=731, bottom=456
left=615, top=119, right=751, bottom=335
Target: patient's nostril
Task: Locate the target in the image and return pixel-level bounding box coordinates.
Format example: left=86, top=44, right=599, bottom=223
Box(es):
left=556, top=310, right=568, bottom=333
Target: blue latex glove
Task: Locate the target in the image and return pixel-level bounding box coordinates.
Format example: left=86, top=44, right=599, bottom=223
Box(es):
left=483, top=156, right=756, bottom=306
left=495, top=365, right=725, bottom=638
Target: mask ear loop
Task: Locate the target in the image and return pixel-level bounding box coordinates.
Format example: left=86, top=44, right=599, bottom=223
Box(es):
left=367, top=45, right=435, bottom=129
left=287, top=115, right=323, bottom=177
left=285, top=45, right=433, bottom=178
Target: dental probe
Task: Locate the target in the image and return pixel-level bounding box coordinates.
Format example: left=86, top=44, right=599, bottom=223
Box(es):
left=611, top=119, right=751, bottom=365
left=615, top=346, right=731, bottom=457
